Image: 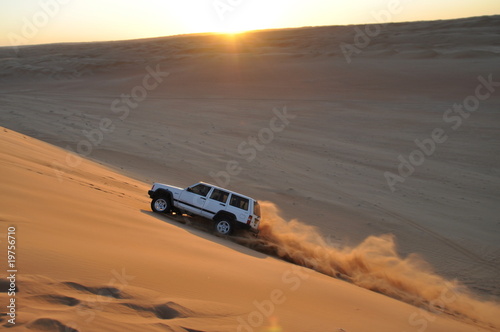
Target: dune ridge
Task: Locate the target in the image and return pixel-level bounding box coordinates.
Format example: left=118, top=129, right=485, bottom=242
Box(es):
left=1, top=15, right=499, bottom=81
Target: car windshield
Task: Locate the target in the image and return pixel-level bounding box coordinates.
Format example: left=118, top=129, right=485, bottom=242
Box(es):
left=253, top=201, right=261, bottom=217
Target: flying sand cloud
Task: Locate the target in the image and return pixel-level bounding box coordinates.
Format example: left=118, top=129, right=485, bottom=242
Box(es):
left=236, top=202, right=500, bottom=330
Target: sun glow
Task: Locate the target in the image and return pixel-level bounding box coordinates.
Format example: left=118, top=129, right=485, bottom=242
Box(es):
left=188, top=0, right=289, bottom=35
left=2, top=0, right=498, bottom=47
left=217, top=24, right=255, bottom=35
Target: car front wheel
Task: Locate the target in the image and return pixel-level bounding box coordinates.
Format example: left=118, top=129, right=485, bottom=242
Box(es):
left=151, top=197, right=171, bottom=213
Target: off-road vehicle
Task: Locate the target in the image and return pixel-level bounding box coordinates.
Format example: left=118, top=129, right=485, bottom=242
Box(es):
left=148, top=182, right=261, bottom=235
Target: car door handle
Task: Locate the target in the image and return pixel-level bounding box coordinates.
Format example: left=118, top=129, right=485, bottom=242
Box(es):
left=220, top=203, right=226, bottom=206
left=201, top=197, right=206, bottom=200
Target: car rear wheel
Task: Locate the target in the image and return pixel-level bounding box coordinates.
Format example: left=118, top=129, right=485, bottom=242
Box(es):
left=151, top=197, right=171, bottom=213
left=214, top=219, right=233, bottom=235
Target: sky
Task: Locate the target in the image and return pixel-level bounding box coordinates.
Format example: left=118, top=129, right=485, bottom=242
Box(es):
left=0, top=0, right=499, bottom=47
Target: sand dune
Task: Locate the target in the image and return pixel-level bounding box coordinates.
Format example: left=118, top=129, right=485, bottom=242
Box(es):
left=1, top=15, right=499, bottom=80
left=242, top=202, right=500, bottom=329
left=1, top=126, right=498, bottom=331
left=0, top=14, right=500, bottom=331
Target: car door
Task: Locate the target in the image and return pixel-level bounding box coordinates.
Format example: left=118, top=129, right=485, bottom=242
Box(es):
left=200, top=188, right=230, bottom=219
left=177, top=183, right=213, bottom=215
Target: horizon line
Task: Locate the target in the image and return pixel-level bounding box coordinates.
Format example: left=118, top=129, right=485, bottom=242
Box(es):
left=1, top=13, right=498, bottom=50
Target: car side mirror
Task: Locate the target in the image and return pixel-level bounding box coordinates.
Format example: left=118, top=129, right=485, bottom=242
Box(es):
left=187, top=187, right=193, bottom=193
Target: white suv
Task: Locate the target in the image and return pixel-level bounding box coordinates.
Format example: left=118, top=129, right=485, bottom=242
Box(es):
left=148, top=182, right=261, bottom=235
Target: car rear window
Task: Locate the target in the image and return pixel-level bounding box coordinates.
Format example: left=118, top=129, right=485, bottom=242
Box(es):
left=253, top=201, right=261, bottom=217
left=229, top=194, right=249, bottom=211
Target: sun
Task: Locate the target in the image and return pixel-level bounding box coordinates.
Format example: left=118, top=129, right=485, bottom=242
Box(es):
left=209, top=19, right=266, bottom=35
left=215, top=17, right=269, bottom=34
left=218, top=25, right=251, bottom=35
left=182, top=1, right=284, bottom=36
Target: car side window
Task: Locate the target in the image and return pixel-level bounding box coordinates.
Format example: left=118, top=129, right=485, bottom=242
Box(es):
left=189, top=184, right=211, bottom=197
left=210, top=189, right=229, bottom=203
left=229, top=194, right=249, bottom=211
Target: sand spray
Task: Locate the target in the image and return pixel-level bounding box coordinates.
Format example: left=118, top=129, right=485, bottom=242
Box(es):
left=235, top=202, right=500, bottom=329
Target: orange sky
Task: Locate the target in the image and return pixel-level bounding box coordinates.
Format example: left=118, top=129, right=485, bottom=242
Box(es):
left=0, top=0, right=499, bottom=47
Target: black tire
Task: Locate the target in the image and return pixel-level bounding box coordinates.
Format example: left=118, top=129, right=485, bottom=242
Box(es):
left=151, top=196, right=171, bottom=213
left=214, top=218, right=234, bottom=236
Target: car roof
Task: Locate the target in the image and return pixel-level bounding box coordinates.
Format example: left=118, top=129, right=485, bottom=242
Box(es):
left=197, top=182, right=256, bottom=201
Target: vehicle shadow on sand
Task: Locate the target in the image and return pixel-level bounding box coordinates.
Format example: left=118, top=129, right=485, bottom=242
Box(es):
left=140, top=209, right=269, bottom=260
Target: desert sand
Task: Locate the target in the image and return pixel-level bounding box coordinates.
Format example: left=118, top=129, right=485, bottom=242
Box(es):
left=1, top=15, right=500, bottom=331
